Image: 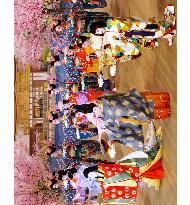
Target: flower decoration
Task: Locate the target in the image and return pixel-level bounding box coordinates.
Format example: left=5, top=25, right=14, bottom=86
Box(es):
left=15, top=0, right=51, bottom=70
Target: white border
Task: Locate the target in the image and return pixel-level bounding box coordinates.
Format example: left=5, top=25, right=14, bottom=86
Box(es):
left=0, top=0, right=189, bottom=205
left=0, top=0, right=14, bottom=204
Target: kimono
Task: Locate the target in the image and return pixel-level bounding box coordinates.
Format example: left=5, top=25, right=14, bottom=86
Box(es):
left=67, top=140, right=101, bottom=159
left=100, top=89, right=154, bottom=151
left=68, top=89, right=103, bottom=105
left=91, top=7, right=176, bottom=69
left=98, top=128, right=164, bottom=204
left=119, top=127, right=164, bottom=191
left=61, top=179, right=77, bottom=205
left=98, top=163, right=139, bottom=204
left=74, top=45, right=99, bottom=72
left=72, top=164, right=102, bottom=203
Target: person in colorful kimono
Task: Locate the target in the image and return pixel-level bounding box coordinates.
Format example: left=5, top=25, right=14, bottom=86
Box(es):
left=76, top=128, right=164, bottom=204
left=70, top=36, right=100, bottom=73
left=86, top=88, right=171, bottom=152
left=87, top=6, right=176, bottom=72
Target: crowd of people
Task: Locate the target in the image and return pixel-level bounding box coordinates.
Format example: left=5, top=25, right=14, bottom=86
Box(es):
left=41, top=1, right=175, bottom=204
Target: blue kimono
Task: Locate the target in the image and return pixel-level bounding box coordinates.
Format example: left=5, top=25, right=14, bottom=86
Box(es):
left=61, top=0, right=107, bottom=10
left=101, top=89, right=154, bottom=151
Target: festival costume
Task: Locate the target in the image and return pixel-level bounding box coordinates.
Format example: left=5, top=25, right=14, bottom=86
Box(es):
left=90, top=6, right=175, bottom=71
left=98, top=128, right=164, bottom=204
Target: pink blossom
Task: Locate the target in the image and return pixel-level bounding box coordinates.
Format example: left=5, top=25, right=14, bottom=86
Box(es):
left=14, top=137, right=61, bottom=204
left=15, top=0, right=51, bottom=70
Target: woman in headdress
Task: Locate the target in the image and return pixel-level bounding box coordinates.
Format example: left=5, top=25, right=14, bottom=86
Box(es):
left=87, top=6, right=176, bottom=73
left=84, top=88, right=170, bottom=152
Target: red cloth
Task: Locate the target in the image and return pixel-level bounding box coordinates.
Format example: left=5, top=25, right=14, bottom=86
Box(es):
left=86, top=89, right=103, bottom=101
left=142, top=159, right=165, bottom=179
left=75, top=47, right=88, bottom=72
left=68, top=92, right=78, bottom=104
left=98, top=163, right=139, bottom=180
left=98, top=163, right=139, bottom=201
left=102, top=186, right=138, bottom=200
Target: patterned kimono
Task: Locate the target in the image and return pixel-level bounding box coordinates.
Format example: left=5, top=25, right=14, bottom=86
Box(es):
left=98, top=128, right=164, bottom=204
left=96, top=9, right=176, bottom=68
left=62, top=126, right=97, bottom=145
left=98, top=163, right=139, bottom=204
left=100, top=89, right=154, bottom=151
left=67, top=140, right=101, bottom=159
left=105, top=10, right=176, bottom=56
left=119, top=127, right=164, bottom=191
left=73, top=164, right=102, bottom=203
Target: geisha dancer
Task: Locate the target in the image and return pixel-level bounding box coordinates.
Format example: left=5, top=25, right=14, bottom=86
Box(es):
left=59, top=127, right=164, bottom=205
left=87, top=6, right=176, bottom=74
left=53, top=162, right=102, bottom=204
left=85, top=88, right=170, bottom=152
left=68, top=36, right=99, bottom=73
left=71, top=127, right=163, bottom=204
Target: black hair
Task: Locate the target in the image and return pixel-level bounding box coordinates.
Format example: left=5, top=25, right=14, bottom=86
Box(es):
left=50, top=61, right=55, bottom=66
left=78, top=124, right=88, bottom=129
left=50, top=178, right=58, bottom=189
left=54, top=55, right=60, bottom=62
left=57, top=170, right=67, bottom=180
left=77, top=36, right=90, bottom=48
left=52, top=20, right=62, bottom=30
left=48, top=90, right=52, bottom=94
left=48, top=112, right=59, bottom=123
left=83, top=165, right=98, bottom=178
left=62, top=99, right=69, bottom=104
left=90, top=21, right=107, bottom=35
left=47, top=144, right=57, bottom=156
left=72, top=103, right=96, bottom=114
left=49, top=83, right=57, bottom=90
left=69, top=46, right=75, bottom=50
left=67, top=167, right=77, bottom=179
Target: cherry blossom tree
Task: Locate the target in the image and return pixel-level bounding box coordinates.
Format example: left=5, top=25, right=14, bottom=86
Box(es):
left=14, top=136, right=62, bottom=205
left=14, top=0, right=51, bottom=70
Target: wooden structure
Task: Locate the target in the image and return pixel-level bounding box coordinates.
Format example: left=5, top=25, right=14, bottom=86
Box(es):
left=29, top=71, right=55, bottom=154
left=15, top=63, right=30, bottom=136
left=15, top=59, right=56, bottom=154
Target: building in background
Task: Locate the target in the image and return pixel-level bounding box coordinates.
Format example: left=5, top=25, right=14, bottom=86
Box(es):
left=15, top=60, right=55, bottom=155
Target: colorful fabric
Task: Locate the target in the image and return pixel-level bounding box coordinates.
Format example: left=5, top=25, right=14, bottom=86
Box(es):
left=76, top=140, right=101, bottom=158
left=67, top=140, right=101, bottom=159
left=85, top=106, right=110, bottom=139
left=98, top=163, right=139, bottom=203
left=73, top=164, right=102, bottom=202
left=100, top=89, right=154, bottom=151
left=119, top=127, right=164, bottom=190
